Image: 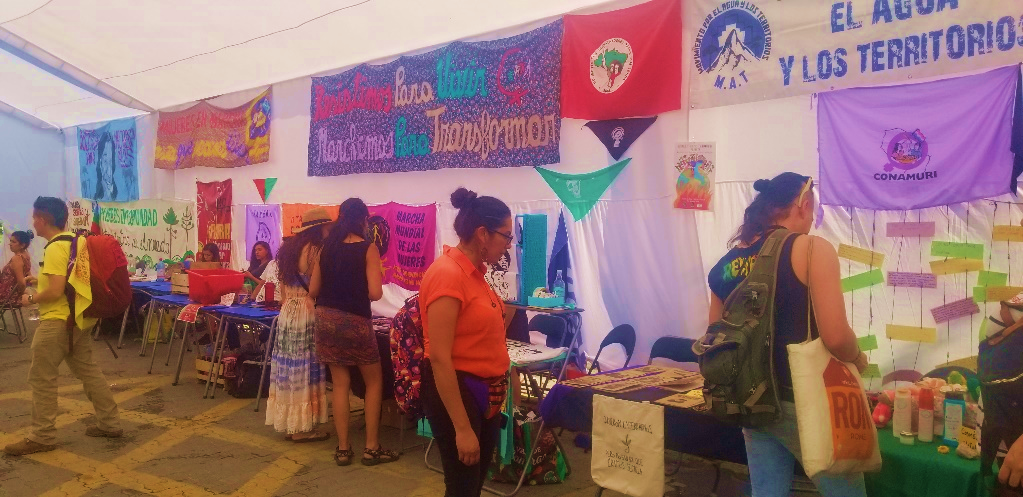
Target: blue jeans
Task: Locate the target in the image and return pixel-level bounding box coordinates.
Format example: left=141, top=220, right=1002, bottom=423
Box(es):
left=743, top=402, right=867, bottom=497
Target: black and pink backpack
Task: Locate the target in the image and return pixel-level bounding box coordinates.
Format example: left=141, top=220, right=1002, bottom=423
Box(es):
left=390, top=294, right=425, bottom=419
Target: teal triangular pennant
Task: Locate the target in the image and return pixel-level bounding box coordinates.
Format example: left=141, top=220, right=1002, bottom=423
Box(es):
left=264, top=178, right=277, bottom=201
left=536, top=158, right=631, bottom=221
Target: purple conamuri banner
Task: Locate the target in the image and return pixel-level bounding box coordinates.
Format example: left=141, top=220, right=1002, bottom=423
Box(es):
left=308, top=21, right=562, bottom=176
left=367, top=202, right=437, bottom=291
left=818, top=65, right=1017, bottom=211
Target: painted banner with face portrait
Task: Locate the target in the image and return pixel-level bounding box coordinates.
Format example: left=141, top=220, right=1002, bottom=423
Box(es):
left=367, top=202, right=437, bottom=291
left=245, top=204, right=282, bottom=262
left=78, top=118, right=139, bottom=202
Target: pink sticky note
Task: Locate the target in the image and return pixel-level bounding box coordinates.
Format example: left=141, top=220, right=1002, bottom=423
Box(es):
left=930, top=298, right=980, bottom=324
left=887, top=222, right=936, bottom=238
left=887, top=272, right=938, bottom=288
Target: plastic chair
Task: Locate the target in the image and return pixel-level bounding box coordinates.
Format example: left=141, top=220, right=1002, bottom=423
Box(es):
left=1, top=304, right=28, bottom=343
left=528, top=314, right=571, bottom=348
left=647, top=336, right=698, bottom=365
left=588, top=324, right=636, bottom=374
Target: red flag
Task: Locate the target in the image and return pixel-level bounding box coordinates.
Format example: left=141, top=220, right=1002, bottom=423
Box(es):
left=561, top=0, right=682, bottom=120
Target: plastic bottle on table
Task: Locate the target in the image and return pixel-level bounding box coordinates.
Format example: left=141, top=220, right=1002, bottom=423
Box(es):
left=155, top=259, right=166, bottom=281
left=918, top=388, right=934, bottom=443
left=553, top=270, right=566, bottom=299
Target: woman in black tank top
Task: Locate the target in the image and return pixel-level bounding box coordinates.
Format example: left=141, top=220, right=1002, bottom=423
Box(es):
left=309, top=198, right=397, bottom=467
left=707, top=173, right=869, bottom=497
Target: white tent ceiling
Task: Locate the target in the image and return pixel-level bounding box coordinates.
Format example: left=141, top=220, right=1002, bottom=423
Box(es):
left=0, top=0, right=616, bottom=128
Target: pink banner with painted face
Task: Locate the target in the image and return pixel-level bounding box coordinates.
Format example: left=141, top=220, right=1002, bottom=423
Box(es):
left=367, top=203, right=437, bottom=291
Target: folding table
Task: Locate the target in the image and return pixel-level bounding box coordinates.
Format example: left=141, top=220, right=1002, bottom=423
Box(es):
left=127, top=280, right=171, bottom=350
left=201, top=305, right=279, bottom=399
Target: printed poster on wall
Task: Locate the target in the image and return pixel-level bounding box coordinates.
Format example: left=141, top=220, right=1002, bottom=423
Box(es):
left=282, top=203, right=340, bottom=237
left=68, top=199, right=196, bottom=268
left=307, top=21, right=562, bottom=176
left=78, top=118, right=139, bottom=202
left=155, top=88, right=271, bottom=169
left=367, top=203, right=437, bottom=291
left=673, top=142, right=716, bottom=211
left=197, top=180, right=233, bottom=263
left=245, top=205, right=282, bottom=262
left=591, top=395, right=664, bottom=497
left=687, top=1, right=1023, bottom=108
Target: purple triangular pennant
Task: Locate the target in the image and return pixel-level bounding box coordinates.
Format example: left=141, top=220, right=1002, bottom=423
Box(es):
left=584, top=117, right=657, bottom=161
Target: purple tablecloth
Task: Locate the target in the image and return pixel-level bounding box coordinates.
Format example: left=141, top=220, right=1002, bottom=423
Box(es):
left=539, top=382, right=747, bottom=465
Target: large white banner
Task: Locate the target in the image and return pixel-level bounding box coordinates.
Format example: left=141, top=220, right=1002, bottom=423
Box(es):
left=591, top=395, right=664, bottom=497
left=68, top=199, right=197, bottom=268
left=688, top=0, right=1023, bottom=108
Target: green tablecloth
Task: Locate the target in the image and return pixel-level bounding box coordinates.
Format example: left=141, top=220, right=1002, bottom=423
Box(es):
left=865, top=429, right=994, bottom=497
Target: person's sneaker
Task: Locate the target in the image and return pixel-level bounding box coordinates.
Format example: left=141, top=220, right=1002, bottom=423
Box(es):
left=85, top=426, right=123, bottom=438
left=3, top=439, right=56, bottom=456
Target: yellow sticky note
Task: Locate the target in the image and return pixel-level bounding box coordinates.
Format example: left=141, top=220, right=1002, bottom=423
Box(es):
left=992, top=225, right=1023, bottom=242
left=959, top=426, right=979, bottom=453
left=986, top=286, right=1023, bottom=302
left=886, top=324, right=938, bottom=343
left=930, top=258, right=984, bottom=275
left=838, top=244, right=885, bottom=268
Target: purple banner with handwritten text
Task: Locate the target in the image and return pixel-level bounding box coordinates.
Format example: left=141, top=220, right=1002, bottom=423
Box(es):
left=308, top=21, right=562, bottom=176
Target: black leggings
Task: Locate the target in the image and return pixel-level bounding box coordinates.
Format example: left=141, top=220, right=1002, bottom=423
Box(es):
left=421, top=361, right=502, bottom=497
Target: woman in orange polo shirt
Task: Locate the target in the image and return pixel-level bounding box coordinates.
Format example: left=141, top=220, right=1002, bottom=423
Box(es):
left=419, top=187, right=513, bottom=497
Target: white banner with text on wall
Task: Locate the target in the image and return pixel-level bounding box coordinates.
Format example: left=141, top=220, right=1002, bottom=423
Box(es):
left=687, top=0, right=1023, bottom=108
left=591, top=395, right=664, bottom=497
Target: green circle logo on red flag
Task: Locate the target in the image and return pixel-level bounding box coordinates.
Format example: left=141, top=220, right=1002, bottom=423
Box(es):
left=590, top=38, right=634, bottom=94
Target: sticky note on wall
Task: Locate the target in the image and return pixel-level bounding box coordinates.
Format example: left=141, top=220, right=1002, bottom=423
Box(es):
left=887, top=272, right=937, bottom=288
left=857, top=335, right=879, bottom=352
left=886, top=222, right=936, bottom=238
left=977, top=271, right=1008, bottom=287
left=861, top=364, right=881, bottom=378
left=992, top=225, right=1023, bottom=242
left=985, top=286, right=1023, bottom=302
left=930, top=298, right=979, bottom=324
left=931, top=242, right=984, bottom=260
left=838, top=244, right=885, bottom=267
left=886, top=324, right=938, bottom=343
left=841, top=269, right=885, bottom=292
left=930, top=258, right=984, bottom=275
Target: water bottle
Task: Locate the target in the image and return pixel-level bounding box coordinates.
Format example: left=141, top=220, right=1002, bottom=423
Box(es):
left=553, top=270, right=566, bottom=299
left=25, top=287, right=40, bottom=321
left=155, top=259, right=166, bottom=281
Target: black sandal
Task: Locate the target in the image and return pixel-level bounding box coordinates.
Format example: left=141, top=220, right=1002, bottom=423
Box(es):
left=361, top=446, right=400, bottom=466
left=334, top=446, right=354, bottom=466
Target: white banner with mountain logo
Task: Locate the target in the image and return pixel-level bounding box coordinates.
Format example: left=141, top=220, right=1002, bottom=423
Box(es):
left=688, top=0, right=1023, bottom=108
left=68, top=199, right=197, bottom=268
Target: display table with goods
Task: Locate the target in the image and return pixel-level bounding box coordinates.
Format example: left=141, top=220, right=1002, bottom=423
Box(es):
left=539, top=365, right=747, bottom=465
left=866, top=428, right=995, bottom=497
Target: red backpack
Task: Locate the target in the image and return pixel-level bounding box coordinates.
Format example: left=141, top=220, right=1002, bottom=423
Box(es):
left=389, top=294, right=425, bottom=418
left=51, top=233, right=132, bottom=320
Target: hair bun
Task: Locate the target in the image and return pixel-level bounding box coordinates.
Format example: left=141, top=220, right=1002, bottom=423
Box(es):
left=753, top=179, right=771, bottom=193
left=450, top=187, right=478, bottom=210
left=26, top=230, right=34, bottom=240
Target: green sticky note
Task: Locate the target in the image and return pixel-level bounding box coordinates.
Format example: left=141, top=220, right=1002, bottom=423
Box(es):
left=973, top=287, right=986, bottom=304
left=857, top=335, right=879, bottom=352
left=841, top=269, right=885, bottom=293
left=862, top=364, right=881, bottom=378
left=977, top=271, right=1008, bottom=287
left=931, top=241, right=984, bottom=260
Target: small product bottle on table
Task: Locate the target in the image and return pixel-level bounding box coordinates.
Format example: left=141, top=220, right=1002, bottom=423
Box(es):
left=917, top=388, right=934, bottom=443
left=553, top=270, right=566, bottom=299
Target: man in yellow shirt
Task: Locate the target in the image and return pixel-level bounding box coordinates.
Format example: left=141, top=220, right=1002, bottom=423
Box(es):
left=4, top=197, right=121, bottom=456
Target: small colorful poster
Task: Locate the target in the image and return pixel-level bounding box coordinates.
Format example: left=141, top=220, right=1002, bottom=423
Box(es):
left=77, top=118, right=139, bottom=202
left=367, top=203, right=437, bottom=291
left=155, top=88, right=271, bottom=169
left=673, top=142, right=716, bottom=211
left=197, top=180, right=233, bottom=263
left=245, top=205, right=282, bottom=262
left=307, top=21, right=561, bottom=176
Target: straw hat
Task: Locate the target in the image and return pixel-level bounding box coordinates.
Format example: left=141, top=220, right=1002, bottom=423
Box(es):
left=293, top=207, right=333, bottom=234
